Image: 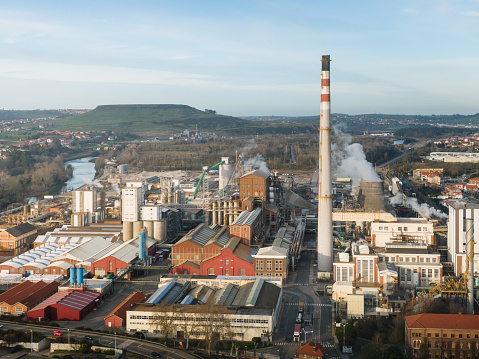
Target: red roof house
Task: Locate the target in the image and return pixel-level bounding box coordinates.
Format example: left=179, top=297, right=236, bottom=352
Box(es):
left=104, top=291, right=146, bottom=328
left=295, top=342, right=328, bottom=359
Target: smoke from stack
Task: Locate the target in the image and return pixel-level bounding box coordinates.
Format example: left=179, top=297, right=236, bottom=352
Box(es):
left=332, top=126, right=380, bottom=187
left=244, top=154, right=270, bottom=173
left=389, top=193, right=448, bottom=218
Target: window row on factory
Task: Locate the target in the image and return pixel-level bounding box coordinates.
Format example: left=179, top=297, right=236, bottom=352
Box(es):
left=379, top=256, right=438, bottom=263
left=255, top=260, right=284, bottom=271
left=377, top=226, right=429, bottom=231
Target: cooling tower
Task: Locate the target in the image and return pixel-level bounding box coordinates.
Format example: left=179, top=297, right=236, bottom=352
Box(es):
left=357, top=181, right=385, bottom=211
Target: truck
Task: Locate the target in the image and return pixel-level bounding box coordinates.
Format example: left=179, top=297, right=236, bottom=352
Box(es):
left=298, top=302, right=304, bottom=313
left=293, top=324, right=301, bottom=342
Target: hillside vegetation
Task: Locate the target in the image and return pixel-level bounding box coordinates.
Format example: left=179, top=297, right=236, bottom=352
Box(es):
left=51, top=104, right=315, bottom=137
left=0, top=109, right=73, bottom=122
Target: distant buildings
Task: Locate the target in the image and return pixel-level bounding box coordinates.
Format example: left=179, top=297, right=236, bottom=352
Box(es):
left=0, top=222, right=38, bottom=255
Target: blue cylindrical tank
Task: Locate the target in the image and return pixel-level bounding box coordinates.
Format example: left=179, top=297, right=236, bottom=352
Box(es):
left=69, top=267, right=76, bottom=284
left=143, top=231, right=148, bottom=259
left=76, top=267, right=84, bottom=284
left=139, top=232, right=145, bottom=260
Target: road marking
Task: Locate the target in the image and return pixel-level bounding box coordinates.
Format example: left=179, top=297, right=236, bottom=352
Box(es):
left=284, top=303, right=331, bottom=307
left=274, top=342, right=334, bottom=348
left=118, top=339, right=134, bottom=348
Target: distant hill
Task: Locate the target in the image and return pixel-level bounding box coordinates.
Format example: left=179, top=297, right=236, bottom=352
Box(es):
left=0, top=109, right=77, bottom=122
left=51, top=104, right=315, bottom=137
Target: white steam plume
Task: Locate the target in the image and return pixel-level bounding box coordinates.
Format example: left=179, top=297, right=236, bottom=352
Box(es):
left=390, top=193, right=448, bottom=218
left=244, top=154, right=270, bottom=174
left=240, top=139, right=257, bottom=156
left=332, top=126, right=380, bottom=187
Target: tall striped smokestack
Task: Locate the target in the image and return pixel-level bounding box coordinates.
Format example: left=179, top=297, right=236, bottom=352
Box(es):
left=318, top=55, right=333, bottom=274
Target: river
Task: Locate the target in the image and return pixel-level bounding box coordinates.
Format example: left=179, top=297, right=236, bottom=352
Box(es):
left=61, top=156, right=98, bottom=193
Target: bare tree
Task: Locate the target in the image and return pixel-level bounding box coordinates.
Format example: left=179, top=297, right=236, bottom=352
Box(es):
left=178, top=311, right=192, bottom=350
left=152, top=305, right=177, bottom=344
left=199, top=305, right=231, bottom=355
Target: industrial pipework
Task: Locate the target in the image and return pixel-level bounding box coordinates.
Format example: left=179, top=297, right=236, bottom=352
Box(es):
left=317, top=55, right=333, bottom=275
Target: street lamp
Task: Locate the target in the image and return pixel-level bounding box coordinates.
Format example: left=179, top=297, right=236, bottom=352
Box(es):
left=30, top=330, right=33, bottom=352
left=114, top=332, right=117, bottom=354
left=68, top=328, right=70, bottom=347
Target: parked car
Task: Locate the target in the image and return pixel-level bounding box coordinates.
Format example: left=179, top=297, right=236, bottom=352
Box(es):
left=150, top=351, right=161, bottom=358
left=84, top=335, right=93, bottom=340
left=10, top=345, right=21, bottom=353
left=53, top=330, right=63, bottom=336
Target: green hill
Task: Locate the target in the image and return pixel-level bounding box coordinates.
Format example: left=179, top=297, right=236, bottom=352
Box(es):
left=0, top=109, right=74, bottom=122
left=51, top=104, right=315, bottom=137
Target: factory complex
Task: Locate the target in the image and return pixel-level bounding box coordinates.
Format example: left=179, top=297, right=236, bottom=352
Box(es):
left=0, top=55, right=479, bottom=358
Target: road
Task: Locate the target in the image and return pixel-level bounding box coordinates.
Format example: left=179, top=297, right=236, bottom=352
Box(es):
left=267, top=232, right=339, bottom=359
left=0, top=321, right=196, bottom=359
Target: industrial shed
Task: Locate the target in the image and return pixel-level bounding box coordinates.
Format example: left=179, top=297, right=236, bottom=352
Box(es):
left=27, top=289, right=100, bottom=321
left=104, top=291, right=146, bottom=328
left=0, top=280, right=60, bottom=315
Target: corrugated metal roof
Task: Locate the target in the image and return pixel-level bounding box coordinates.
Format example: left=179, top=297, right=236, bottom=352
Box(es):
left=45, top=261, right=73, bottom=270
left=28, top=291, right=70, bottom=311
left=53, top=237, right=113, bottom=262
left=231, top=208, right=261, bottom=226
left=57, top=290, right=99, bottom=311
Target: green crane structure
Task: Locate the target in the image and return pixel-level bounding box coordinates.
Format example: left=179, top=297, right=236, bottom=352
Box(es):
left=186, top=160, right=225, bottom=203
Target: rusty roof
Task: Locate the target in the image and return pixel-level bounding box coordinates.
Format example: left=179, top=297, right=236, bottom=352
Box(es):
left=405, top=313, right=479, bottom=330
left=20, top=281, right=60, bottom=308
left=0, top=281, right=33, bottom=303
left=105, top=291, right=146, bottom=321
left=295, top=342, right=327, bottom=357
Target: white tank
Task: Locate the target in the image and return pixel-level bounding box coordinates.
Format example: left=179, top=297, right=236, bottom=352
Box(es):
left=145, top=221, right=154, bottom=238
left=133, top=221, right=143, bottom=238
left=123, top=221, right=133, bottom=241
left=219, top=157, right=232, bottom=190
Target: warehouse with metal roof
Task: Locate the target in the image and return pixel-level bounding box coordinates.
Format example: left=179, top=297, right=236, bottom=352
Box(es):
left=126, top=277, right=282, bottom=341
left=27, top=289, right=101, bottom=321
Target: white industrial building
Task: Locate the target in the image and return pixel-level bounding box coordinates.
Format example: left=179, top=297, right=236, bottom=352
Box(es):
left=126, top=277, right=282, bottom=341
left=122, top=182, right=145, bottom=222
left=428, top=152, right=479, bottom=163
left=370, top=219, right=434, bottom=247
left=71, top=188, right=104, bottom=226
left=333, top=242, right=442, bottom=290
left=447, top=203, right=479, bottom=276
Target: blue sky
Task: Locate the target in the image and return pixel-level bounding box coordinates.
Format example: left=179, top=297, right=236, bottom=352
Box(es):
left=1, top=0, right=478, bottom=116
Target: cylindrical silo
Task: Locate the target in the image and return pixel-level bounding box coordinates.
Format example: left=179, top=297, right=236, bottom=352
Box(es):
left=76, top=267, right=84, bottom=284
left=133, top=221, right=143, bottom=238
left=123, top=221, right=133, bottom=241
left=229, top=200, right=234, bottom=225
left=212, top=201, right=217, bottom=225
left=145, top=221, right=154, bottom=238
left=69, top=267, right=76, bottom=284
left=138, top=232, right=144, bottom=260
left=219, top=157, right=232, bottom=190
left=154, top=221, right=161, bottom=240
left=154, top=219, right=167, bottom=242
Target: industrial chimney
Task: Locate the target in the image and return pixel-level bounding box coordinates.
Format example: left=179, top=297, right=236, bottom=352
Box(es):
left=317, top=55, right=333, bottom=277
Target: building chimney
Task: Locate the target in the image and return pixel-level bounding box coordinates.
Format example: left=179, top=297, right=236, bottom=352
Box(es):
left=317, top=55, right=333, bottom=275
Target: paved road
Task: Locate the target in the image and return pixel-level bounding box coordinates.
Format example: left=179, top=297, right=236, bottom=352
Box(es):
left=0, top=321, right=196, bottom=359
left=270, top=232, right=338, bottom=359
